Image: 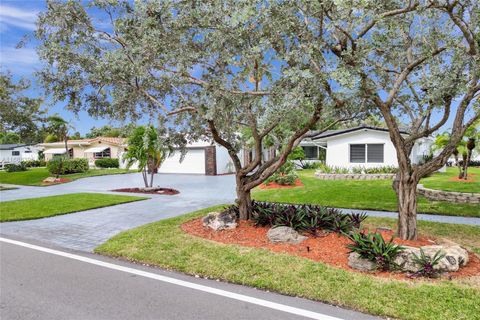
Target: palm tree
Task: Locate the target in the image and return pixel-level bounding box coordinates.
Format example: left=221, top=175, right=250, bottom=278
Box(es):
left=46, top=115, right=71, bottom=157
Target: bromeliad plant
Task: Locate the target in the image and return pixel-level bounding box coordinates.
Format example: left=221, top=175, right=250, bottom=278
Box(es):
left=264, top=161, right=299, bottom=186
left=410, top=249, right=446, bottom=278
left=346, top=231, right=404, bottom=271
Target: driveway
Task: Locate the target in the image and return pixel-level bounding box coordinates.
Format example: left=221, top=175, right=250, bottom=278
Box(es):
left=0, top=173, right=236, bottom=251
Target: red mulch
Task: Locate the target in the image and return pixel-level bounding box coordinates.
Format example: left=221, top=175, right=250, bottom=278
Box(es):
left=181, top=218, right=480, bottom=280
left=113, top=187, right=180, bottom=195
left=41, top=178, right=71, bottom=185
left=259, top=179, right=304, bottom=189
left=449, top=173, right=477, bottom=183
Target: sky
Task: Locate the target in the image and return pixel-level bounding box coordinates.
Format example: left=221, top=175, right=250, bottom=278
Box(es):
left=0, top=0, right=126, bottom=135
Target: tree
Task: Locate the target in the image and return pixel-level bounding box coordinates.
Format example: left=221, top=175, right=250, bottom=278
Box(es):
left=36, top=1, right=361, bottom=219
left=0, top=71, right=46, bottom=143
left=46, top=115, right=72, bottom=157
left=85, top=124, right=135, bottom=138
left=0, top=132, right=21, bottom=144
left=287, top=1, right=479, bottom=240
left=123, top=125, right=181, bottom=188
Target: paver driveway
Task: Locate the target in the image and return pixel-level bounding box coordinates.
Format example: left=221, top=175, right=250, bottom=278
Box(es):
left=0, top=173, right=236, bottom=251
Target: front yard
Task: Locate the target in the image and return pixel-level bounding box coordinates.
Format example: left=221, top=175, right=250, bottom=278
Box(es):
left=253, top=168, right=480, bottom=218
left=95, top=205, right=480, bottom=320
left=0, top=167, right=135, bottom=186
left=0, top=193, right=147, bottom=222
left=421, top=167, right=480, bottom=193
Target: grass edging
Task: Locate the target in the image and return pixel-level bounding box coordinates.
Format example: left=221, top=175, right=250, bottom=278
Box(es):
left=0, top=193, right=148, bottom=222
left=95, top=206, right=480, bottom=320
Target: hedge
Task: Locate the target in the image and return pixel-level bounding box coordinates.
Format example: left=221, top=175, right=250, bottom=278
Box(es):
left=95, top=158, right=119, bottom=168
left=47, top=158, right=89, bottom=176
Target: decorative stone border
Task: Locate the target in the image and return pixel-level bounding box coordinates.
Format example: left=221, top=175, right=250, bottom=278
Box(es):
left=314, top=172, right=395, bottom=180
left=417, top=184, right=480, bottom=204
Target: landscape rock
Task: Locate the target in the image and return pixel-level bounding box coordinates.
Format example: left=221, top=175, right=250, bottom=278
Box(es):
left=348, top=252, right=377, bottom=272
left=43, top=177, right=61, bottom=183
left=266, top=226, right=307, bottom=244
left=394, top=246, right=422, bottom=272
left=202, top=211, right=237, bottom=231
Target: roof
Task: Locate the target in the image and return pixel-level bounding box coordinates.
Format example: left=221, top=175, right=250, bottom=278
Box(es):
left=0, top=144, right=28, bottom=150
left=39, top=136, right=127, bottom=147
left=311, top=125, right=408, bottom=141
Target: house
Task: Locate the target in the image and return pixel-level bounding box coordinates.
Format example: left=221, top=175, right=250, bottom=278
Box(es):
left=297, top=125, right=433, bottom=169
left=39, top=137, right=127, bottom=164
left=39, top=137, right=235, bottom=175
left=0, top=144, right=42, bottom=165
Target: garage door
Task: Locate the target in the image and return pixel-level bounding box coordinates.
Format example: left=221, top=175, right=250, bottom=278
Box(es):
left=158, top=148, right=206, bottom=174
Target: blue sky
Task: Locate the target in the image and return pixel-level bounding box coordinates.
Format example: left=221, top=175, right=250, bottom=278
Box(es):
left=0, top=0, right=128, bottom=134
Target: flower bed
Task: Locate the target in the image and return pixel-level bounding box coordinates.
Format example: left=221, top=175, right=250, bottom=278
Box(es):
left=113, top=187, right=180, bottom=195
left=259, top=179, right=304, bottom=189
left=315, top=173, right=395, bottom=180
left=182, top=218, right=480, bottom=279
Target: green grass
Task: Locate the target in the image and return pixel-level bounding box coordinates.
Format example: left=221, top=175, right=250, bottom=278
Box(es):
left=95, top=206, right=480, bottom=320
left=0, top=167, right=135, bottom=186
left=422, top=167, right=480, bottom=193
left=252, top=170, right=480, bottom=218
left=0, top=193, right=147, bottom=222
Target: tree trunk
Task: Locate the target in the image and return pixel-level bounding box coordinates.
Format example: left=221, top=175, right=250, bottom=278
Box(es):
left=149, top=169, right=155, bottom=187
left=142, top=167, right=149, bottom=188
left=236, top=174, right=252, bottom=220
left=394, top=174, right=418, bottom=240
left=64, top=139, right=69, bottom=158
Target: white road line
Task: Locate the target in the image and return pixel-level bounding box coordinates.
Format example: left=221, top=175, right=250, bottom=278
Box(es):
left=0, top=237, right=343, bottom=320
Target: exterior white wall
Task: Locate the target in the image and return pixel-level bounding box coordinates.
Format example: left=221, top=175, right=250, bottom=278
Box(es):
left=325, top=130, right=398, bottom=169
left=410, top=137, right=433, bottom=164
left=0, top=146, right=40, bottom=163
left=216, top=144, right=235, bottom=174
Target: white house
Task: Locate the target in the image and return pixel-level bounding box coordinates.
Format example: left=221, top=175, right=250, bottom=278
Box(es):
left=117, top=140, right=234, bottom=175
left=0, top=144, right=42, bottom=165
left=297, top=126, right=433, bottom=169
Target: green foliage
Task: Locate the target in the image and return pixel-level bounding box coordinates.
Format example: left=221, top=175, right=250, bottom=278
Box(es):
left=346, top=232, right=404, bottom=271
left=316, top=164, right=398, bottom=174
left=47, top=157, right=88, bottom=176
left=410, top=249, right=446, bottom=278
left=44, top=134, right=59, bottom=143
left=288, top=147, right=305, bottom=161
left=0, top=132, right=21, bottom=144
left=4, top=163, right=27, bottom=172
left=85, top=124, right=135, bottom=138
left=248, top=201, right=367, bottom=235
left=21, top=160, right=46, bottom=167
left=265, top=161, right=298, bottom=186
left=95, top=158, right=119, bottom=168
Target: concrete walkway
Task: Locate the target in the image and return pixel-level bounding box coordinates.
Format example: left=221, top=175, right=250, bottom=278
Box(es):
left=1, top=172, right=478, bottom=252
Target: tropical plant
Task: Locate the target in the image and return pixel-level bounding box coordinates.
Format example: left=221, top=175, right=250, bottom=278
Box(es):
left=410, top=249, right=446, bottom=278
left=5, top=163, right=27, bottom=172
left=46, top=115, right=72, bottom=157
left=265, top=161, right=298, bottom=186
left=346, top=232, right=404, bottom=271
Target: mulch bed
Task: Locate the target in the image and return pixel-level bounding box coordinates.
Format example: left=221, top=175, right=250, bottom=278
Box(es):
left=182, top=218, right=480, bottom=280
left=113, top=187, right=180, bottom=195
left=259, top=179, right=304, bottom=189
left=41, top=178, right=71, bottom=185
left=449, top=173, right=477, bottom=183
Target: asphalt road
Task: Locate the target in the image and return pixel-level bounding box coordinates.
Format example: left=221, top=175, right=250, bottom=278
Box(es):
left=0, top=237, right=378, bottom=320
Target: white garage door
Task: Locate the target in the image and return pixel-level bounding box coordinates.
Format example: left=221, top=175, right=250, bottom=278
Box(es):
left=158, top=148, right=206, bottom=174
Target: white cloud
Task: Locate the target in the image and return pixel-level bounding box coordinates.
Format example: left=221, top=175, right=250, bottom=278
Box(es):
left=0, top=47, right=39, bottom=74
left=0, top=4, right=39, bottom=31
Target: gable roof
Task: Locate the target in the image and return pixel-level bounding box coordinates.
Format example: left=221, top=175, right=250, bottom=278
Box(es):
left=311, top=125, right=408, bottom=141
left=0, top=144, right=28, bottom=150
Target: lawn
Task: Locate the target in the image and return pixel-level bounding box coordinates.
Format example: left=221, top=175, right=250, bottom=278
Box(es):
left=0, top=167, right=135, bottom=186
left=0, top=193, right=147, bottom=222
left=252, top=170, right=480, bottom=218
left=95, top=206, right=480, bottom=320
left=421, top=167, right=480, bottom=193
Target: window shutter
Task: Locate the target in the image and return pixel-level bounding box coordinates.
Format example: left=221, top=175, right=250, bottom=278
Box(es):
left=367, top=144, right=384, bottom=163
left=350, top=144, right=365, bottom=163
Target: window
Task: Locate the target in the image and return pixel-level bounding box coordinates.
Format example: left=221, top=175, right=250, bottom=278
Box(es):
left=94, top=148, right=111, bottom=159
left=12, top=151, right=20, bottom=156
left=349, top=144, right=384, bottom=163
left=302, top=146, right=319, bottom=160
left=349, top=144, right=365, bottom=163
left=24, top=150, right=32, bottom=153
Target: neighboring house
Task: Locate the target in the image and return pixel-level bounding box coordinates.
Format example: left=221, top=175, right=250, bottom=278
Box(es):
left=297, top=125, right=433, bottom=169
left=39, top=137, right=235, bottom=175
left=0, top=144, right=42, bottom=165
left=39, top=137, right=127, bottom=165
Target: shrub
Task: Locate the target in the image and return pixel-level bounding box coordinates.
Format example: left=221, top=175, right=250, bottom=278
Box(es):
left=247, top=201, right=366, bottom=235
left=316, top=164, right=398, bottom=174
left=4, top=163, right=27, bottom=172
left=21, top=160, right=46, bottom=167
left=95, top=158, right=119, bottom=168
left=265, top=161, right=298, bottom=186
left=301, top=162, right=323, bottom=170
left=410, top=249, right=446, bottom=278
left=47, top=158, right=89, bottom=176
left=346, top=231, right=404, bottom=271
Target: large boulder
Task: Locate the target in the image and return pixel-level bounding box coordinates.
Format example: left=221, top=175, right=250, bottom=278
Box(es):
left=202, top=211, right=237, bottom=231
left=394, top=246, right=422, bottom=272
left=348, top=252, right=377, bottom=272
left=267, top=226, right=307, bottom=244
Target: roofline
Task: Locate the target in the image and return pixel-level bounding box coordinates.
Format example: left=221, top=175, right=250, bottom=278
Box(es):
left=311, top=126, right=408, bottom=140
